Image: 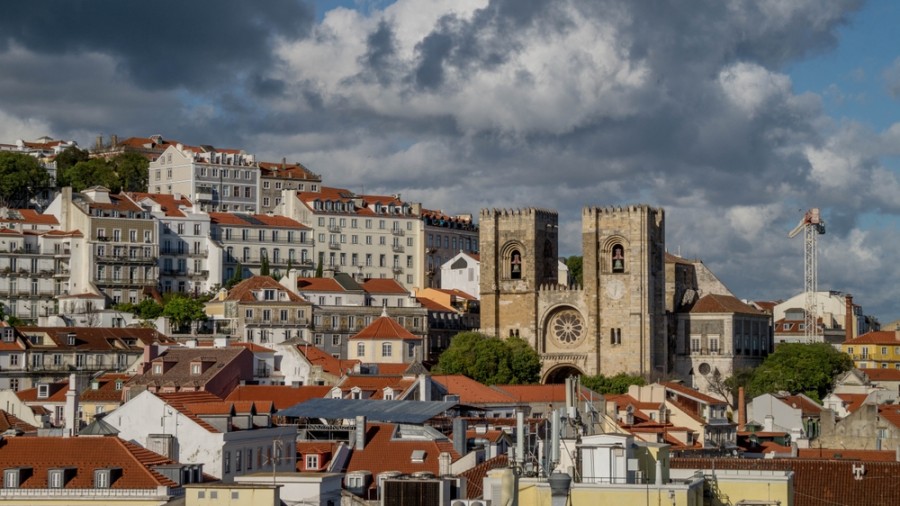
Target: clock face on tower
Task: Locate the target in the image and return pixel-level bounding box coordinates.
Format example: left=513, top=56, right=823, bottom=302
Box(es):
left=606, top=279, right=625, bottom=300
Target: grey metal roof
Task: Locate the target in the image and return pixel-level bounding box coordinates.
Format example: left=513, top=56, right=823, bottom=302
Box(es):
left=277, top=398, right=457, bottom=423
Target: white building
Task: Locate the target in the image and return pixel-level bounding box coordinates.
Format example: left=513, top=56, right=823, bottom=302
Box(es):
left=129, top=192, right=219, bottom=294
left=210, top=212, right=313, bottom=284
left=107, top=390, right=296, bottom=481
left=148, top=143, right=260, bottom=213
left=439, top=250, right=480, bottom=299
left=281, top=186, right=426, bottom=288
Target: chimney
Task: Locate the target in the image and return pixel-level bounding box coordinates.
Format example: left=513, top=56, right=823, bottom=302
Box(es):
left=110, top=134, right=118, bottom=146
left=845, top=294, right=854, bottom=342
left=95, top=135, right=103, bottom=149
left=64, top=374, right=79, bottom=437
left=763, top=414, right=774, bottom=432
left=790, top=442, right=798, bottom=458
left=452, top=418, right=467, bottom=457
left=355, top=416, right=366, bottom=451
left=738, top=387, right=746, bottom=431
left=438, top=451, right=452, bottom=476
left=418, top=374, right=431, bottom=401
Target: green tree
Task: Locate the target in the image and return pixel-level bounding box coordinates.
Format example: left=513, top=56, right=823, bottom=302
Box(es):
left=0, top=152, right=51, bottom=207
left=162, top=294, right=207, bottom=334
left=315, top=253, right=324, bottom=278
left=54, top=146, right=90, bottom=182
left=580, top=372, right=646, bottom=395
left=64, top=158, right=121, bottom=192
left=226, top=263, right=245, bottom=289
left=433, top=332, right=541, bottom=385
left=0, top=302, right=23, bottom=326
left=111, top=152, right=149, bottom=192
left=260, top=256, right=271, bottom=276
left=565, top=256, right=583, bottom=285
left=746, top=343, right=853, bottom=403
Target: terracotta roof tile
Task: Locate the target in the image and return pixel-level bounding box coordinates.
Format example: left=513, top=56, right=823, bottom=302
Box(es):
left=492, top=384, right=599, bottom=403
left=860, top=368, right=900, bottom=381
left=690, top=294, right=766, bottom=315
left=0, top=410, right=37, bottom=433
left=778, top=394, right=823, bottom=415
left=208, top=212, right=308, bottom=229
left=222, top=276, right=308, bottom=303
left=459, top=454, right=508, bottom=499
left=431, top=376, right=517, bottom=403
left=415, top=297, right=456, bottom=312
left=336, top=376, right=415, bottom=399
left=671, top=457, right=900, bottom=506
left=663, top=382, right=727, bottom=405
left=351, top=315, right=421, bottom=341
left=0, top=437, right=181, bottom=489
left=797, top=448, right=900, bottom=461
left=296, top=278, right=347, bottom=292
left=835, top=393, right=869, bottom=413
left=297, top=345, right=359, bottom=377
left=226, top=385, right=331, bottom=410
left=844, top=330, right=900, bottom=345
left=362, top=278, right=410, bottom=294
left=346, top=423, right=461, bottom=476
left=127, top=192, right=193, bottom=217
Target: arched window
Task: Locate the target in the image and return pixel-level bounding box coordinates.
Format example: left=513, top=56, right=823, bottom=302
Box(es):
left=611, top=244, right=625, bottom=273
left=510, top=249, right=522, bottom=279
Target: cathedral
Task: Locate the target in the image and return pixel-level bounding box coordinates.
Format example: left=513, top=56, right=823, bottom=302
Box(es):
left=479, top=206, right=668, bottom=383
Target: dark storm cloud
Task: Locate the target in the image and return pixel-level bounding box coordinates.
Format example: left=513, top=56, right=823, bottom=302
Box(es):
left=0, top=0, right=315, bottom=92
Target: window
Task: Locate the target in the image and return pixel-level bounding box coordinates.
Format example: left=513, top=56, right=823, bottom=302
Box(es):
left=332, top=335, right=341, bottom=346
left=38, top=384, right=49, bottom=398
left=236, top=450, right=243, bottom=472
left=224, top=451, right=231, bottom=473
left=357, top=342, right=365, bottom=357
left=247, top=449, right=253, bottom=470
left=611, top=244, right=625, bottom=272
left=382, top=342, right=392, bottom=357
left=94, top=469, right=111, bottom=488
left=191, top=363, right=202, bottom=375
left=306, top=455, right=319, bottom=469
left=510, top=249, right=522, bottom=279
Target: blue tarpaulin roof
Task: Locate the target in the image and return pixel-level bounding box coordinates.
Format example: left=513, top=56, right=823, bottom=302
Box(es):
left=277, top=398, right=457, bottom=423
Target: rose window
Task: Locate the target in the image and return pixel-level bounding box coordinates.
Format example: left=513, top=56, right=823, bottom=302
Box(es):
left=551, top=310, right=584, bottom=345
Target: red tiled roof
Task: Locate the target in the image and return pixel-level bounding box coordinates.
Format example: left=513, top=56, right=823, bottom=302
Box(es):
left=492, top=384, right=599, bottom=403
left=127, top=192, right=193, bottom=217
left=229, top=342, right=275, bottom=353
left=296, top=278, right=347, bottom=292
left=433, top=288, right=477, bottom=300
left=861, top=368, right=900, bottom=381
left=80, top=373, right=132, bottom=403
left=362, top=278, right=409, bottom=294
left=671, top=457, right=900, bottom=506
left=844, top=330, right=900, bottom=345
left=17, top=326, right=173, bottom=349
left=351, top=315, right=420, bottom=341
left=0, top=209, right=59, bottom=226
left=878, top=404, right=900, bottom=430
left=223, top=276, right=308, bottom=303
left=259, top=162, right=319, bottom=181
left=368, top=363, right=410, bottom=376
left=835, top=393, right=869, bottom=414
left=690, top=294, right=766, bottom=315
left=346, top=423, right=461, bottom=476
left=157, top=391, right=223, bottom=433
left=298, top=345, right=359, bottom=377
left=336, top=376, right=415, bottom=400
left=226, top=385, right=331, bottom=410
left=779, top=394, right=823, bottom=416
left=663, top=382, right=726, bottom=405
left=0, top=437, right=181, bottom=489
left=459, top=454, right=508, bottom=499
left=208, top=212, right=308, bottom=228
left=415, top=297, right=456, bottom=312
left=432, top=375, right=517, bottom=403
left=797, top=448, right=900, bottom=461
left=0, top=410, right=37, bottom=433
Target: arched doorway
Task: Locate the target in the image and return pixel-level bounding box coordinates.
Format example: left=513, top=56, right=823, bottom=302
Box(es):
left=542, top=364, right=584, bottom=384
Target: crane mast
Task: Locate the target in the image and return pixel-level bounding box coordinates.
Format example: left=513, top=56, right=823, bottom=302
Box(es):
left=788, top=209, right=825, bottom=342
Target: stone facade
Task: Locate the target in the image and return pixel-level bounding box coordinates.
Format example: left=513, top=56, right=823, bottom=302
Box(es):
left=480, top=205, right=666, bottom=382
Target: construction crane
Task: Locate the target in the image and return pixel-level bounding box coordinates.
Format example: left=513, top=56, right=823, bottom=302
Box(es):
left=788, top=208, right=826, bottom=342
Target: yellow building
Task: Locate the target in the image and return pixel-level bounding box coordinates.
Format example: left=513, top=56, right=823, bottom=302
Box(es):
left=842, top=329, right=900, bottom=370
left=184, top=483, right=280, bottom=506
left=348, top=309, right=424, bottom=364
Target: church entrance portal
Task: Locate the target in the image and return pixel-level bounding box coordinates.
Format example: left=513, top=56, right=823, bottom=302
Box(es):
left=542, top=365, right=584, bottom=384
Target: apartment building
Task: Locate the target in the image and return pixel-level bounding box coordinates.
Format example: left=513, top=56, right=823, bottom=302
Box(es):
left=258, top=160, right=321, bottom=214
left=0, top=209, right=76, bottom=323
left=148, top=143, right=259, bottom=212
left=45, top=187, right=157, bottom=305
left=842, top=329, right=900, bottom=370
left=205, top=276, right=312, bottom=346
left=128, top=192, right=218, bottom=294
left=421, top=209, right=479, bottom=288
left=209, top=212, right=313, bottom=283
left=284, top=272, right=427, bottom=360
left=281, top=186, right=426, bottom=288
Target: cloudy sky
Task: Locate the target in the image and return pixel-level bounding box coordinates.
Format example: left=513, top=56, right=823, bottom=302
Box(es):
left=3, top=0, right=900, bottom=322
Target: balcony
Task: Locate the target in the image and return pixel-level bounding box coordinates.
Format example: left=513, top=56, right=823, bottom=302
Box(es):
left=97, top=278, right=156, bottom=287
left=328, top=242, right=341, bottom=250
left=392, top=266, right=403, bottom=274
left=53, top=248, right=71, bottom=257
left=328, top=225, right=341, bottom=233
left=392, top=245, right=404, bottom=253
left=189, top=270, right=210, bottom=279
left=245, top=317, right=309, bottom=327
left=391, top=228, right=404, bottom=236
left=53, top=269, right=71, bottom=277
left=95, top=254, right=157, bottom=264
left=188, top=249, right=209, bottom=258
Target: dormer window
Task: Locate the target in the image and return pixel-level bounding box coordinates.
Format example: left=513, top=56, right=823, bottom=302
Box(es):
left=191, top=363, right=202, bottom=375
left=115, top=380, right=123, bottom=390
left=153, top=363, right=163, bottom=375
left=1, top=328, right=13, bottom=342
left=37, top=384, right=49, bottom=399
left=410, top=450, right=426, bottom=463
left=94, top=468, right=120, bottom=488
left=4, top=468, right=30, bottom=488
left=67, top=334, right=76, bottom=346
left=48, top=468, right=74, bottom=488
